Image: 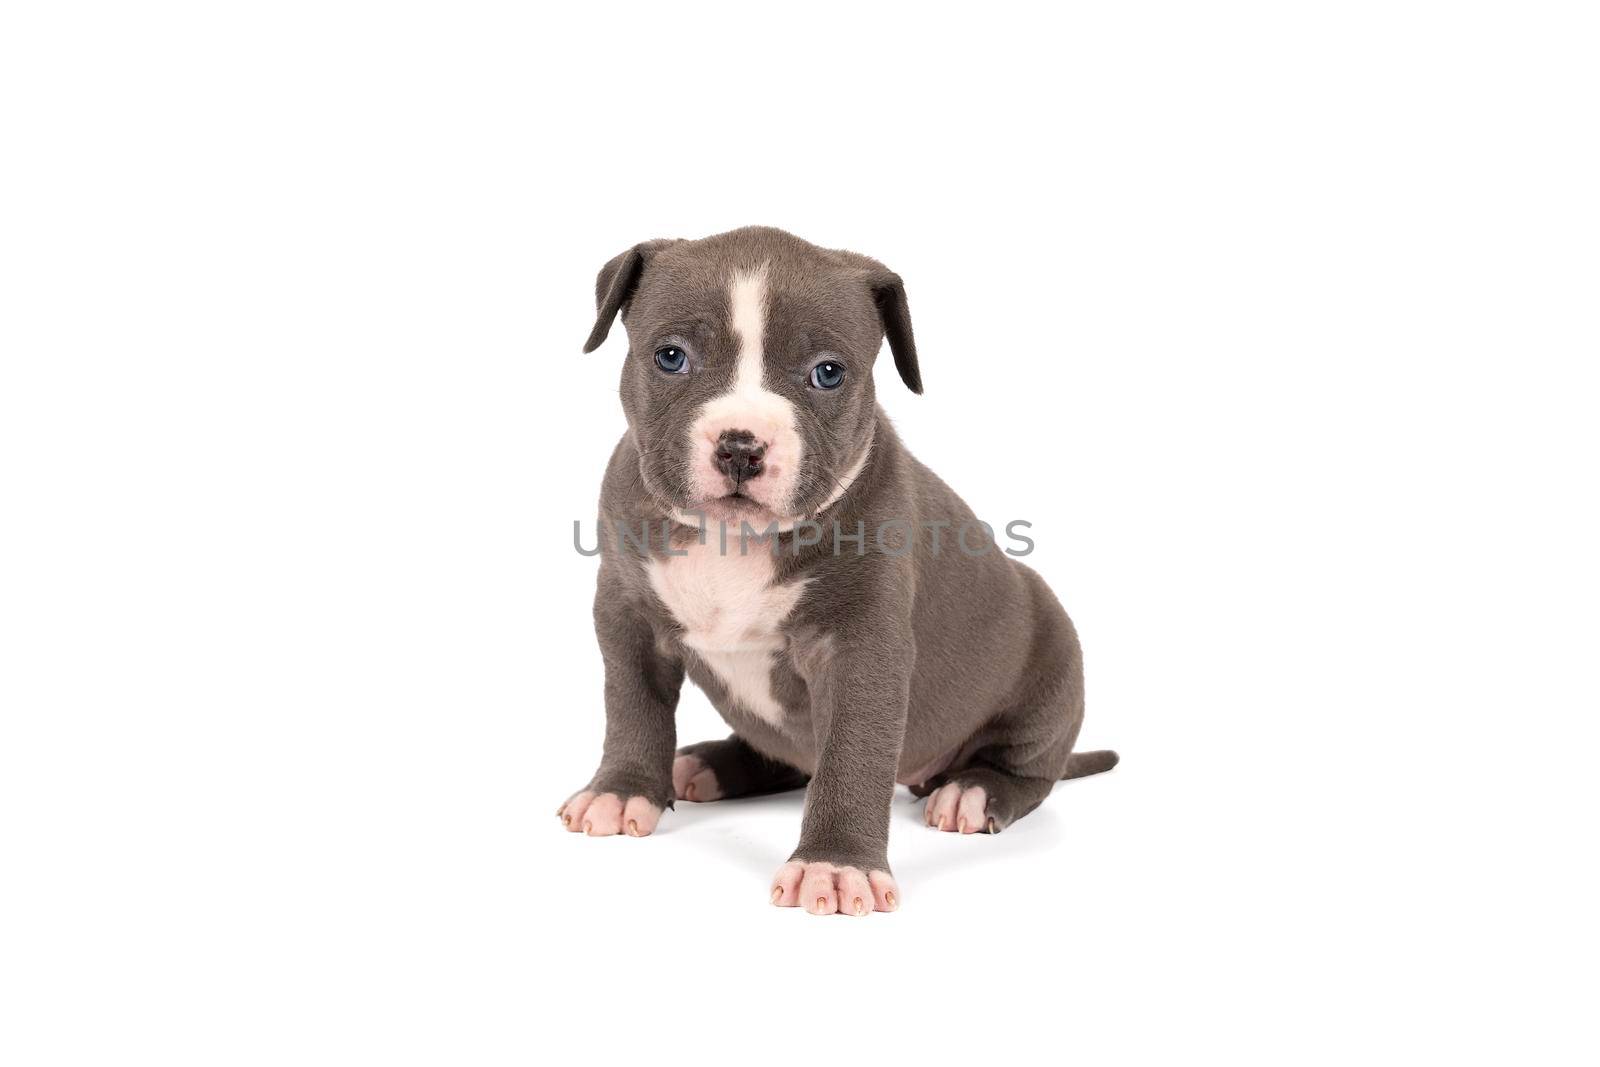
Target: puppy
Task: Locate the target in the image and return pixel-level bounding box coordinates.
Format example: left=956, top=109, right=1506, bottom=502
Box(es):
left=560, top=226, right=1117, bottom=916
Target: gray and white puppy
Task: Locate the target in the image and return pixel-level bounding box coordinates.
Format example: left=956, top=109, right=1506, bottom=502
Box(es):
left=560, top=226, right=1117, bottom=916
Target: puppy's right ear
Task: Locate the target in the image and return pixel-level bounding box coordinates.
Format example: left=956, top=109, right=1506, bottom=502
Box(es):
left=582, top=239, right=679, bottom=353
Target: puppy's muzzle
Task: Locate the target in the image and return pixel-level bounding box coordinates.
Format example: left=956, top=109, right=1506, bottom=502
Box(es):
left=714, top=430, right=766, bottom=488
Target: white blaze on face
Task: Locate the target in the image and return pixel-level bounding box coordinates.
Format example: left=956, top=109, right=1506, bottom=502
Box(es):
left=685, top=264, right=804, bottom=516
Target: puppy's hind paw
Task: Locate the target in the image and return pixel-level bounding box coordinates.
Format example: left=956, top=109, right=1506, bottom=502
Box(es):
left=924, top=783, right=996, bottom=834
left=557, top=790, right=662, bottom=837
left=671, top=754, right=722, bottom=802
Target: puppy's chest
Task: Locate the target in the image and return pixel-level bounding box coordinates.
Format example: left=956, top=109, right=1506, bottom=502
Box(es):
left=645, top=543, right=807, bottom=726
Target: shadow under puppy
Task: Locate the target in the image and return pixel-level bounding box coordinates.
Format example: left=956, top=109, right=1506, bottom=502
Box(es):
left=560, top=226, right=1118, bottom=916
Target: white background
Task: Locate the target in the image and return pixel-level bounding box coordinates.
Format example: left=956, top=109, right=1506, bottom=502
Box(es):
left=3, top=2, right=1596, bottom=1063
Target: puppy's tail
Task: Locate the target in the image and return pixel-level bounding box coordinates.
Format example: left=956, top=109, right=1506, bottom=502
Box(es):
left=1062, top=750, right=1120, bottom=780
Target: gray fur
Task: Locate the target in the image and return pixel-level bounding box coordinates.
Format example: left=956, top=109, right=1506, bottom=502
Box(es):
left=569, top=226, right=1116, bottom=885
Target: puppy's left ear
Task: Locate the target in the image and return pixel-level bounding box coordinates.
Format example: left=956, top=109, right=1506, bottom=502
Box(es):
left=582, top=239, right=679, bottom=353
left=869, top=270, right=923, bottom=394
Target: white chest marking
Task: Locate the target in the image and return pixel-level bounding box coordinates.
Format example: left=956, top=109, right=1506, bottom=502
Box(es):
left=646, top=541, right=806, bottom=727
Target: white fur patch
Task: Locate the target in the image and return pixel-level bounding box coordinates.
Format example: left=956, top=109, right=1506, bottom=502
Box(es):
left=729, top=269, right=767, bottom=388
left=685, top=265, right=805, bottom=515
left=646, top=537, right=806, bottom=728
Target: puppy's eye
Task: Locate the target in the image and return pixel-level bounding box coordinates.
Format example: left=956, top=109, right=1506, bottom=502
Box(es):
left=810, top=361, right=845, bottom=389
left=653, top=346, right=689, bottom=374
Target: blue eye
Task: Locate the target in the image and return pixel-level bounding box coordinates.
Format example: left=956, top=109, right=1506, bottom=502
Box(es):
left=810, top=360, right=845, bottom=389
left=654, top=345, right=688, bottom=374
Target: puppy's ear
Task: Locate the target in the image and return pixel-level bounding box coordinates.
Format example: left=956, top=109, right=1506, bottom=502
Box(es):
left=582, top=239, right=679, bottom=353
left=868, top=270, right=922, bottom=394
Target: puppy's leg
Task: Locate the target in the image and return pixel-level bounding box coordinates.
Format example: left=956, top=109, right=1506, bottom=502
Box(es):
left=923, top=572, right=1116, bottom=834
left=771, top=640, right=909, bottom=917
left=673, top=735, right=808, bottom=802
left=558, top=583, right=682, bottom=838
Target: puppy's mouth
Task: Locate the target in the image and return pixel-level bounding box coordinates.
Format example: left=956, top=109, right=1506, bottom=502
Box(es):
left=698, top=490, right=775, bottom=519
left=671, top=489, right=795, bottom=531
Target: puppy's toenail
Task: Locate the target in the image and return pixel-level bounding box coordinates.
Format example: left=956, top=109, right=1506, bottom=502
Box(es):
left=885, top=890, right=897, bottom=910
left=816, top=897, right=827, bottom=913
left=583, top=821, right=593, bottom=835
left=626, top=819, right=639, bottom=836
left=771, top=886, right=783, bottom=904
left=854, top=897, right=866, bottom=916
left=958, top=817, right=968, bottom=833
left=987, top=817, right=998, bottom=834
left=562, top=814, right=571, bottom=827
left=685, top=784, right=696, bottom=801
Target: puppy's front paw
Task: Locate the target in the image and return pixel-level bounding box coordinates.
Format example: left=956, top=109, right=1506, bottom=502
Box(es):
left=557, top=790, right=662, bottom=837
left=770, top=860, right=899, bottom=916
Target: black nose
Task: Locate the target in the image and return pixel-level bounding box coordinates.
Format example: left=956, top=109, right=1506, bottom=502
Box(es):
left=714, top=430, right=766, bottom=486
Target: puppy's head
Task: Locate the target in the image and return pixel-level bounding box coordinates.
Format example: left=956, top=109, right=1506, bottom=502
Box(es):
left=583, top=226, right=921, bottom=527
